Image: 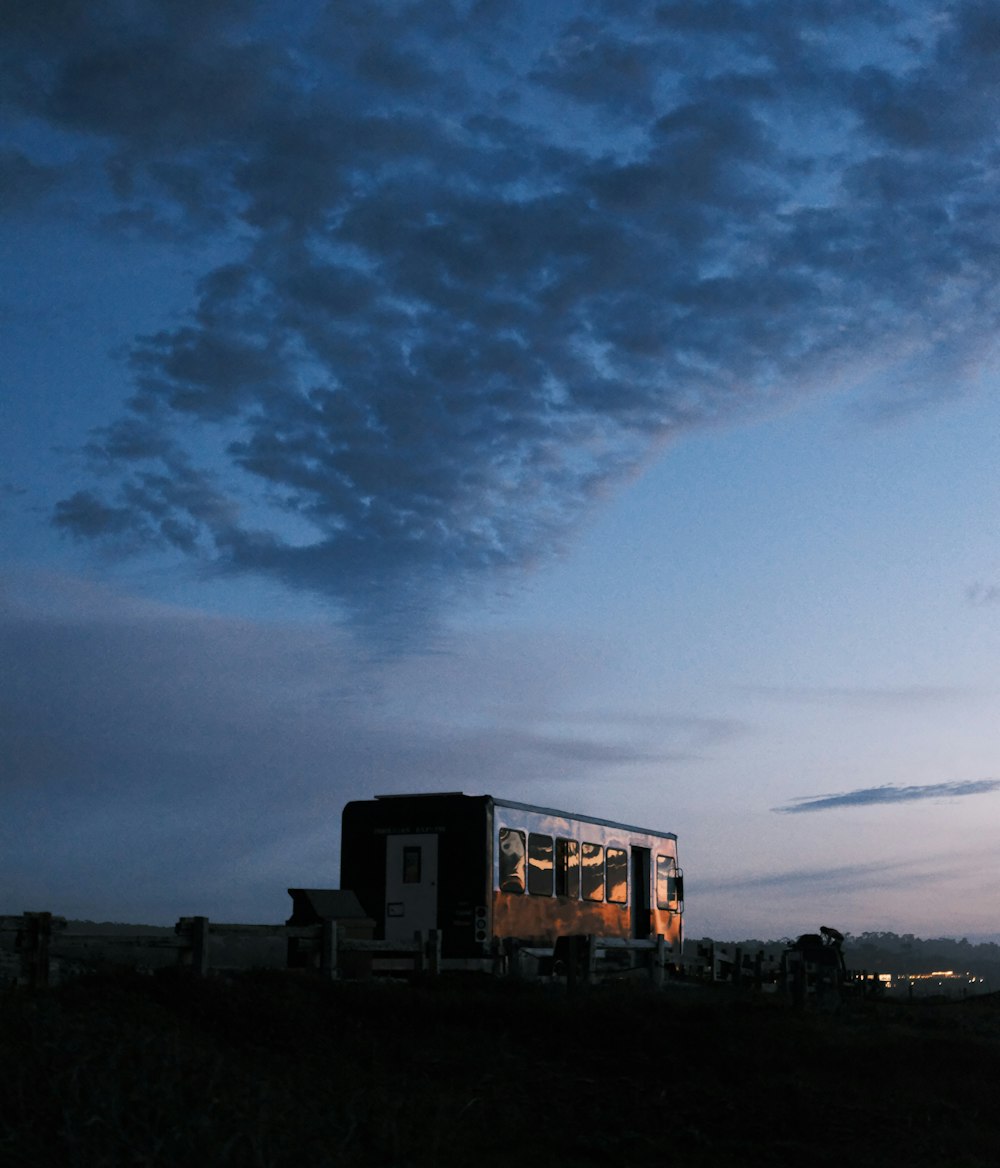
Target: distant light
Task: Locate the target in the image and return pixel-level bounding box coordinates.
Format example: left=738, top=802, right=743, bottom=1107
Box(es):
left=903, top=969, right=960, bottom=980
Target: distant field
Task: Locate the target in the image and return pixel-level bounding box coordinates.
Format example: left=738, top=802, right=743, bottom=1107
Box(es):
left=2, top=969, right=1000, bottom=1166
left=0, top=919, right=288, bottom=981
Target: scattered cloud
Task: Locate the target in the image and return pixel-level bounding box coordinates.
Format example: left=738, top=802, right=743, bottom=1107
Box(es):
left=967, top=583, right=1000, bottom=607
left=743, top=684, right=977, bottom=707
left=696, top=857, right=931, bottom=895
left=5, top=1, right=1000, bottom=635
left=774, top=779, right=1000, bottom=814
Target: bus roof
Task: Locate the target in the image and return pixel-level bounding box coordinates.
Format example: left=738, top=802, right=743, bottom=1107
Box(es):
left=371, top=792, right=676, bottom=841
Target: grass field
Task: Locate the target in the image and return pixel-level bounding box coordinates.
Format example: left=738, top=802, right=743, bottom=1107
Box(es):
left=2, top=969, right=999, bottom=1167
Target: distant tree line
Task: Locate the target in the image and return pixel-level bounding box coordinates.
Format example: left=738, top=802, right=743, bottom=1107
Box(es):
left=735, top=932, right=1000, bottom=983
left=843, top=932, right=1000, bottom=982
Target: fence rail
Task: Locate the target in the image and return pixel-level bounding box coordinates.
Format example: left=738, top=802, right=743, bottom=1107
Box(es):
left=682, top=937, right=885, bottom=1000
left=1, top=913, right=884, bottom=999
left=0, top=912, right=442, bottom=989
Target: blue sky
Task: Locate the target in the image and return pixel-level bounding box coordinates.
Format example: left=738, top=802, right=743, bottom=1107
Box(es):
left=2, top=0, right=999, bottom=939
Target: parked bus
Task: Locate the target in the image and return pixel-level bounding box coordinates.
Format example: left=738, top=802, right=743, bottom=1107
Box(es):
left=340, top=792, right=683, bottom=967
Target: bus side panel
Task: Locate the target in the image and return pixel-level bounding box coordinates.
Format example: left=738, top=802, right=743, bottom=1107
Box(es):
left=490, top=809, right=683, bottom=952
left=492, top=893, right=629, bottom=946
left=492, top=883, right=682, bottom=950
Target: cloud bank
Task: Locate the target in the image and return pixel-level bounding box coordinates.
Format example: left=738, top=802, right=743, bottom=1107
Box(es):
left=774, top=779, right=1000, bottom=814
left=0, top=568, right=720, bottom=916
left=5, top=1, right=1000, bottom=630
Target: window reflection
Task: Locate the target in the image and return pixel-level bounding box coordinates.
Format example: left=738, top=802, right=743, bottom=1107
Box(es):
left=555, top=838, right=579, bottom=898
left=528, top=833, right=554, bottom=896
left=499, top=828, right=526, bottom=893
left=656, top=854, right=677, bottom=909
left=606, top=847, right=627, bottom=903
left=582, top=842, right=604, bottom=902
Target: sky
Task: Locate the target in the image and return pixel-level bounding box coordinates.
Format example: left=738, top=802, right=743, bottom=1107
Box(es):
left=2, top=0, right=999, bottom=941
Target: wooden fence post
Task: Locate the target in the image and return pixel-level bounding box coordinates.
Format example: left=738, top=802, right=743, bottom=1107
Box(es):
left=427, top=928, right=441, bottom=977
left=565, top=936, right=579, bottom=993
left=652, top=933, right=666, bottom=988
left=190, top=916, right=210, bottom=977
left=491, top=938, right=504, bottom=978
left=18, top=912, right=53, bottom=989
left=585, top=934, right=597, bottom=984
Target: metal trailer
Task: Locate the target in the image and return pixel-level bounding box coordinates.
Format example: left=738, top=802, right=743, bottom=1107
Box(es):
left=339, top=792, right=684, bottom=972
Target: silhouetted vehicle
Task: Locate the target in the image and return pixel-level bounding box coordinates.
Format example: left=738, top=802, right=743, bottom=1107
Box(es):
left=340, top=792, right=683, bottom=968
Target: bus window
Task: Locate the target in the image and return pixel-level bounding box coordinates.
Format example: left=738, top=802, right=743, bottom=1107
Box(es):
left=555, top=838, right=579, bottom=898
left=656, top=854, right=677, bottom=909
left=402, top=846, right=422, bottom=884
left=499, top=828, right=526, bottom=893
left=528, top=833, right=554, bottom=895
left=606, top=848, right=627, bottom=903
left=581, top=842, right=604, bottom=901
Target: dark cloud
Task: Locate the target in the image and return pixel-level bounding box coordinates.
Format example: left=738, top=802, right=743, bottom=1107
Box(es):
left=5, top=1, right=999, bottom=633
left=0, top=148, right=62, bottom=211
left=774, top=779, right=1000, bottom=814
left=52, top=491, right=140, bottom=541
left=530, top=20, right=661, bottom=117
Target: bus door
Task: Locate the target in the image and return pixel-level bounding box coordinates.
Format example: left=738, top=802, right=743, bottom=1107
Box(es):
left=631, top=846, right=652, bottom=939
left=384, top=833, right=438, bottom=942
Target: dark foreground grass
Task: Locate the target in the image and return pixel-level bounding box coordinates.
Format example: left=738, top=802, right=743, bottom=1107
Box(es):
left=2, top=969, right=1000, bottom=1167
